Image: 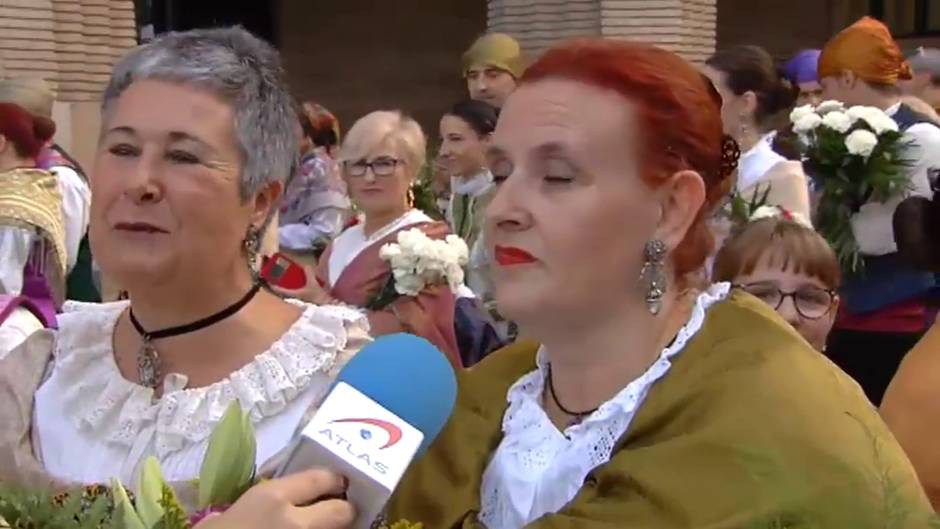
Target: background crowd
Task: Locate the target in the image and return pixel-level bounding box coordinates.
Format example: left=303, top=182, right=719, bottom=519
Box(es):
left=0, top=11, right=939, bottom=529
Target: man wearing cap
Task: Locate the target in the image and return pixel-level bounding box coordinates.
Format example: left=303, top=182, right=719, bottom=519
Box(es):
left=783, top=49, right=823, bottom=106
left=817, top=16, right=940, bottom=405
left=903, top=47, right=940, bottom=114
left=462, top=33, right=526, bottom=109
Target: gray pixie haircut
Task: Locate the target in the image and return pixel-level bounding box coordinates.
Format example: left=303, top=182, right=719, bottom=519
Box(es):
left=102, top=26, right=297, bottom=200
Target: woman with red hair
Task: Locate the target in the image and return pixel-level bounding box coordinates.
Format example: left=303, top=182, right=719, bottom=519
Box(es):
left=0, top=102, right=65, bottom=352
left=384, top=38, right=931, bottom=528
left=197, top=39, right=933, bottom=529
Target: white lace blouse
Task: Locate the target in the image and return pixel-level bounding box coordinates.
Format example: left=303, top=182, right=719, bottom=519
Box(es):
left=32, top=299, right=370, bottom=486
left=479, top=284, right=730, bottom=529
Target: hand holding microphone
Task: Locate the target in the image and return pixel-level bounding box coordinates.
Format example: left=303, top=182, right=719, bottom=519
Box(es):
left=272, top=333, right=458, bottom=529
left=195, top=469, right=355, bottom=529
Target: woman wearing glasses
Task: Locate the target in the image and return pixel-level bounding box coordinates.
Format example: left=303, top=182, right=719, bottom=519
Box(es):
left=713, top=206, right=840, bottom=351
left=303, top=110, right=464, bottom=367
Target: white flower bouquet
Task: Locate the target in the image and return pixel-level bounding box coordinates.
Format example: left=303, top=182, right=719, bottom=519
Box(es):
left=790, top=100, right=912, bottom=273
left=367, top=228, right=469, bottom=310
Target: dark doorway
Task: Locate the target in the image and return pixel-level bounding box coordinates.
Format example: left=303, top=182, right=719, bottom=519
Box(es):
left=149, top=0, right=280, bottom=45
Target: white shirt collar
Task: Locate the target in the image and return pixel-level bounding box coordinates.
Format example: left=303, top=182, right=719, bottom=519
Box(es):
left=479, top=283, right=732, bottom=529
left=451, top=169, right=493, bottom=197
left=737, top=134, right=785, bottom=191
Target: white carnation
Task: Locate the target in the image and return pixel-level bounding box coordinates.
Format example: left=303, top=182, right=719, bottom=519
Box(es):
left=846, top=106, right=898, bottom=135
left=845, top=129, right=879, bottom=158
left=815, top=100, right=845, bottom=115
left=394, top=273, right=425, bottom=297
left=750, top=205, right=782, bottom=222
left=789, top=104, right=816, bottom=124
left=821, top=111, right=852, bottom=133
left=793, top=113, right=823, bottom=134
left=395, top=228, right=426, bottom=253
left=749, top=205, right=813, bottom=229
left=870, top=115, right=899, bottom=135
left=379, top=243, right=402, bottom=260
left=380, top=228, right=470, bottom=297
left=445, top=234, right=470, bottom=263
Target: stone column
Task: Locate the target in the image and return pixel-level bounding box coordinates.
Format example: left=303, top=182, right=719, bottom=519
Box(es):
left=600, top=0, right=716, bottom=63
left=486, top=0, right=602, bottom=58
left=487, top=0, right=717, bottom=63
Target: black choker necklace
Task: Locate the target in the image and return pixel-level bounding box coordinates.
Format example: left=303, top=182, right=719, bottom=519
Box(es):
left=545, top=364, right=598, bottom=422
left=129, top=282, right=262, bottom=390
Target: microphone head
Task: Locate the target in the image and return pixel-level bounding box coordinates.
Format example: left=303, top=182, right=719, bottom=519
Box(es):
left=335, top=333, right=457, bottom=454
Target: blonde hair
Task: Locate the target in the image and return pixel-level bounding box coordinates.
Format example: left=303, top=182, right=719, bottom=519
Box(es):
left=340, top=110, right=426, bottom=178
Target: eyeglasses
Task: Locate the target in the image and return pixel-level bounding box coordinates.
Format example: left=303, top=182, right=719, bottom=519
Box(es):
left=344, top=157, right=402, bottom=178
left=733, top=283, right=836, bottom=320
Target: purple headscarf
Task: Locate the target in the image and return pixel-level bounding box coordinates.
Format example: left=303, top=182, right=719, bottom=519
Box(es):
left=784, top=49, right=821, bottom=84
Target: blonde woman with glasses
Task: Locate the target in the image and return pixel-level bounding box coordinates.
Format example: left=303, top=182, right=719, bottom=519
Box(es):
left=294, top=110, right=475, bottom=368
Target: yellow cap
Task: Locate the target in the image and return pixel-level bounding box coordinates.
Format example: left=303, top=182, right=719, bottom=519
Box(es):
left=462, top=33, right=527, bottom=79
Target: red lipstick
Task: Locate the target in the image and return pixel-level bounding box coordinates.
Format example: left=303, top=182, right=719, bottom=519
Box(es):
left=114, top=221, right=168, bottom=234
left=494, top=245, right=536, bottom=266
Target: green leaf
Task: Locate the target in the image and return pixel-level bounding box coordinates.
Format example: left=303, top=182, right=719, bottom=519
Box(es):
left=111, top=479, right=146, bottom=529
left=198, top=401, right=257, bottom=509
left=137, top=457, right=167, bottom=528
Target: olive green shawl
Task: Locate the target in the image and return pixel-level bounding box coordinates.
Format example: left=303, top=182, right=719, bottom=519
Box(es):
left=388, top=292, right=934, bottom=528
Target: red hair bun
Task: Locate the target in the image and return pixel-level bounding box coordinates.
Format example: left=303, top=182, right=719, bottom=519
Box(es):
left=0, top=102, right=56, bottom=160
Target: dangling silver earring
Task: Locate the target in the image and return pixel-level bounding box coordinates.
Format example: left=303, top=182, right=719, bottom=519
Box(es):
left=640, top=240, right=667, bottom=315
left=243, top=226, right=261, bottom=277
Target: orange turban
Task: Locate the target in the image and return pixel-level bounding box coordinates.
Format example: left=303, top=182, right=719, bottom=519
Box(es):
left=818, top=16, right=912, bottom=85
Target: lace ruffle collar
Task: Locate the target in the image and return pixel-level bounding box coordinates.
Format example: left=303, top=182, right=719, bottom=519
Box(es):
left=51, top=299, right=366, bottom=457
left=502, top=283, right=731, bottom=438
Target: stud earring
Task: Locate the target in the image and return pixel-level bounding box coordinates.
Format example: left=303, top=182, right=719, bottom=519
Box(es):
left=640, top=240, right=668, bottom=315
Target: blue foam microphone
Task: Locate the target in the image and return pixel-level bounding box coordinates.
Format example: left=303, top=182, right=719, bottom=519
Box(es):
left=275, top=333, right=457, bottom=529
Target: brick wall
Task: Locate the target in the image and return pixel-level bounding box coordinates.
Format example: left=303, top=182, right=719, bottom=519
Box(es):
left=0, top=0, right=137, bottom=168
left=601, top=0, right=716, bottom=63
left=486, top=0, right=717, bottom=63
left=0, top=0, right=136, bottom=102
left=487, top=0, right=601, bottom=58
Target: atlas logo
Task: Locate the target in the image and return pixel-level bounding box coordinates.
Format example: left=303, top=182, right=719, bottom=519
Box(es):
left=317, top=418, right=403, bottom=476
left=329, top=418, right=403, bottom=449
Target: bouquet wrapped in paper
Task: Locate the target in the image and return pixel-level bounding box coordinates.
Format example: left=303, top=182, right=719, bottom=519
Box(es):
left=790, top=100, right=912, bottom=273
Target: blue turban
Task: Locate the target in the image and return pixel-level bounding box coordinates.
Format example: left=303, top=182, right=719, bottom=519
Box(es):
left=784, top=49, right=821, bottom=84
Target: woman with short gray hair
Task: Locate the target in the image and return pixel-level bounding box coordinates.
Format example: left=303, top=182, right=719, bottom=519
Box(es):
left=0, top=26, right=369, bottom=491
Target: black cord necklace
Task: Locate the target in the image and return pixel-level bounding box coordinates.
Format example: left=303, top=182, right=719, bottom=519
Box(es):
left=129, top=282, right=263, bottom=390
left=545, top=364, right=599, bottom=422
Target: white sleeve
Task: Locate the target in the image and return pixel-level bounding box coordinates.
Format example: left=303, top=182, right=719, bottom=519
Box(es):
left=0, top=307, right=44, bottom=358
left=901, top=123, right=940, bottom=197
left=851, top=123, right=940, bottom=256
left=52, top=167, right=91, bottom=272
left=277, top=207, right=346, bottom=251
left=0, top=227, right=35, bottom=296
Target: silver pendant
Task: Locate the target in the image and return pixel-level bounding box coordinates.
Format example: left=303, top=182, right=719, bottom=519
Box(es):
left=137, top=340, right=161, bottom=390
